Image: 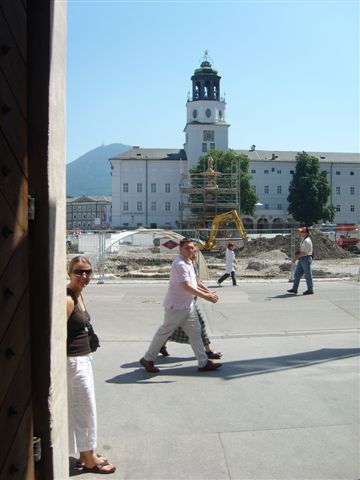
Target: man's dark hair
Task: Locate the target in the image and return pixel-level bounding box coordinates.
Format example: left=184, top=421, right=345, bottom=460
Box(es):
left=179, top=237, right=194, bottom=247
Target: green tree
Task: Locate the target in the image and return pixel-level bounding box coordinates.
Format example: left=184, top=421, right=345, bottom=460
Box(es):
left=287, top=151, right=334, bottom=225
left=189, top=149, right=258, bottom=216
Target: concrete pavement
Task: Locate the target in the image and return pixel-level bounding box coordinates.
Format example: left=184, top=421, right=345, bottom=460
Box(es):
left=71, top=280, right=360, bottom=480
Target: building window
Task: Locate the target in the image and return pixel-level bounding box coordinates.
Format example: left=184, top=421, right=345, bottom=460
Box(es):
left=123, top=201, right=128, bottom=211
left=210, top=142, right=215, bottom=150
left=151, top=201, right=156, bottom=211
left=252, top=185, right=256, bottom=192
left=350, top=205, right=355, bottom=212
left=165, top=201, right=171, bottom=211
left=336, top=171, right=340, bottom=175
left=350, top=171, right=354, bottom=175
left=151, top=183, right=156, bottom=193
left=123, top=183, right=129, bottom=192
left=165, top=183, right=170, bottom=193
left=336, top=187, right=340, bottom=195
left=203, top=130, right=214, bottom=142
left=277, top=186, right=282, bottom=194
left=264, top=170, right=269, bottom=174
left=137, top=201, right=143, bottom=212
left=277, top=204, right=282, bottom=210
left=137, top=183, right=142, bottom=193
left=336, top=205, right=341, bottom=212
left=87, top=213, right=91, bottom=219
left=277, top=170, right=282, bottom=174
left=264, top=185, right=269, bottom=194
left=77, top=206, right=81, bottom=211
left=264, top=204, right=269, bottom=210
left=290, top=170, right=294, bottom=174
left=251, top=169, right=256, bottom=174
left=350, top=187, right=355, bottom=195
left=202, top=143, right=207, bottom=153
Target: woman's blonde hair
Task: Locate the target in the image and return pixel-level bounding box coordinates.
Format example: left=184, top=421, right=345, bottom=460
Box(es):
left=67, top=255, right=92, bottom=274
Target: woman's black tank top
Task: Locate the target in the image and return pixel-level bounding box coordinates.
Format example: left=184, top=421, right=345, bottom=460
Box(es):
left=67, top=288, right=92, bottom=356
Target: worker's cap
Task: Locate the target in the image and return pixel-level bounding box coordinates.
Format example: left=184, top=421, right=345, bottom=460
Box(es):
left=298, top=227, right=309, bottom=234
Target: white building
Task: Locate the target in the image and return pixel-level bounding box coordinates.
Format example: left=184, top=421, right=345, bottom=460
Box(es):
left=110, top=54, right=359, bottom=230
left=236, top=150, right=360, bottom=228
left=110, top=149, right=185, bottom=229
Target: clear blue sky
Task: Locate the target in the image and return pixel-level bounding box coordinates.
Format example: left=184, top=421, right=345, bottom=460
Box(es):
left=67, top=0, right=359, bottom=163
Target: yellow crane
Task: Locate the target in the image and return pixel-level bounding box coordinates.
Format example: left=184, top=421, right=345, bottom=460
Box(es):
left=198, top=209, right=247, bottom=250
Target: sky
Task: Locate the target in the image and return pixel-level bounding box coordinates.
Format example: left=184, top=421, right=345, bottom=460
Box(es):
left=67, top=0, right=359, bottom=163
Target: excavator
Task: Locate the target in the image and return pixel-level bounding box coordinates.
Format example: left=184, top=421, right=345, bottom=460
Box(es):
left=197, top=209, right=247, bottom=251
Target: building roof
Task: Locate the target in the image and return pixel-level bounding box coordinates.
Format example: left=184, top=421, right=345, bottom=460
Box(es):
left=109, top=146, right=359, bottom=164
left=235, top=149, right=360, bottom=164
left=110, top=147, right=187, bottom=161
left=67, top=195, right=112, bottom=203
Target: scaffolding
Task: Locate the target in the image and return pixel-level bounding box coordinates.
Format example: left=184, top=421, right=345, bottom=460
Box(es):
left=180, top=156, right=241, bottom=228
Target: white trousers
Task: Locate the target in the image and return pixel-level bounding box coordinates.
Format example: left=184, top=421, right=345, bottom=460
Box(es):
left=67, top=355, right=97, bottom=453
left=144, top=302, right=208, bottom=367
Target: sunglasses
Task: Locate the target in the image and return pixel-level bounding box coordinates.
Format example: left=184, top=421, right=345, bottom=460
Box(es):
left=72, top=269, right=93, bottom=276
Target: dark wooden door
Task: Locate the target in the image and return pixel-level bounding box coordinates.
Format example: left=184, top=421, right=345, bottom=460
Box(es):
left=0, top=1, right=34, bottom=478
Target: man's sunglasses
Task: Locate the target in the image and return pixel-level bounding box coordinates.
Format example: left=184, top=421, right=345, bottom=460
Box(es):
left=72, top=269, right=93, bottom=276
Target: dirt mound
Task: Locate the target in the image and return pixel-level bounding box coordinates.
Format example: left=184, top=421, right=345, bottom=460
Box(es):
left=238, top=231, right=354, bottom=260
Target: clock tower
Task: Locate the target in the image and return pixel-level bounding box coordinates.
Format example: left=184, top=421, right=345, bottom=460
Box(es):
left=184, top=52, right=229, bottom=170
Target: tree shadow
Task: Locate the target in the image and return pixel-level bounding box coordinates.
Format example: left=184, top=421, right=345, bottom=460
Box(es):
left=106, top=348, right=360, bottom=384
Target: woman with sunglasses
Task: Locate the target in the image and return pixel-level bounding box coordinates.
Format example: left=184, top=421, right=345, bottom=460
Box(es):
left=67, top=256, right=116, bottom=474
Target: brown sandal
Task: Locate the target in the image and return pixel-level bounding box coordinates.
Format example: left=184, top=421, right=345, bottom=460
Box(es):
left=82, top=461, right=116, bottom=474
left=206, top=351, right=223, bottom=359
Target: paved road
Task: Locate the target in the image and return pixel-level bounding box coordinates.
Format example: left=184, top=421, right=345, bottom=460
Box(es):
left=70, top=280, right=360, bottom=480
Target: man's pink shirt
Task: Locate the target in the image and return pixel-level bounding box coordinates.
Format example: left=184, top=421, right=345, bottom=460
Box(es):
left=163, top=255, right=197, bottom=309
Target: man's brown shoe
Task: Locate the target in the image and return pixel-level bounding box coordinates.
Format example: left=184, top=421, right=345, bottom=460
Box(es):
left=140, top=357, right=159, bottom=373
left=198, top=360, right=222, bottom=372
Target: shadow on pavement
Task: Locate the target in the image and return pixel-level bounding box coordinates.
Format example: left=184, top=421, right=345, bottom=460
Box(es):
left=266, top=293, right=303, bottom=299
left=106, top=347, right=360, bottom=384
left=69, top=457, right=83, bottom=477
left=120, top=356, right=196, bottom=369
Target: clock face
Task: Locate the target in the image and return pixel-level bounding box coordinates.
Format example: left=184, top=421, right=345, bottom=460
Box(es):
left=192, top=109, right=198, bottom=119
left=205, top=109, right=211, bottom=118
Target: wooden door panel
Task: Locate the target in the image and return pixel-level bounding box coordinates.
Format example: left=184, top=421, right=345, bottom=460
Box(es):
left=0, top=2, right=33, bottom=479
left=0, top=403, right=34, bottom=480
left=0, top=70, right=27, bottom=163
left=0, top=131, right=28, bottom=218
left=0, top=239, right=28, bottom=341
left=0, top=1, right=26, bottom=61
left=0, top=290, right=29, bottom=406
left=0, top=9, right=27, bottom=118
left=0, top=345, right=31, bottom=468
left=0, top=195, right=26, bottom=276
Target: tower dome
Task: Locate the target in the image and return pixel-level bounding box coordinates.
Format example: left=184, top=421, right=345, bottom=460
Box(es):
left=191, top=51, right=221, bottom=101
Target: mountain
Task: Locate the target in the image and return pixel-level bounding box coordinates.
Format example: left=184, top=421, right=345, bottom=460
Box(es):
left=66, top=143, right=131, bottom=196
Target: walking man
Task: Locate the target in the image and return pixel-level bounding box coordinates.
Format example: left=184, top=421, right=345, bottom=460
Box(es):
left=287, top=226, right=314, bottom=295
left=140, top=238, right=222, bottom=373
left=217, top=242, right=237, bottom=286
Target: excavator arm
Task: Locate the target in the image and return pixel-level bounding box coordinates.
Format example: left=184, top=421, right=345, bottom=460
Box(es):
left=198, top=209, right=247, bottom=250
